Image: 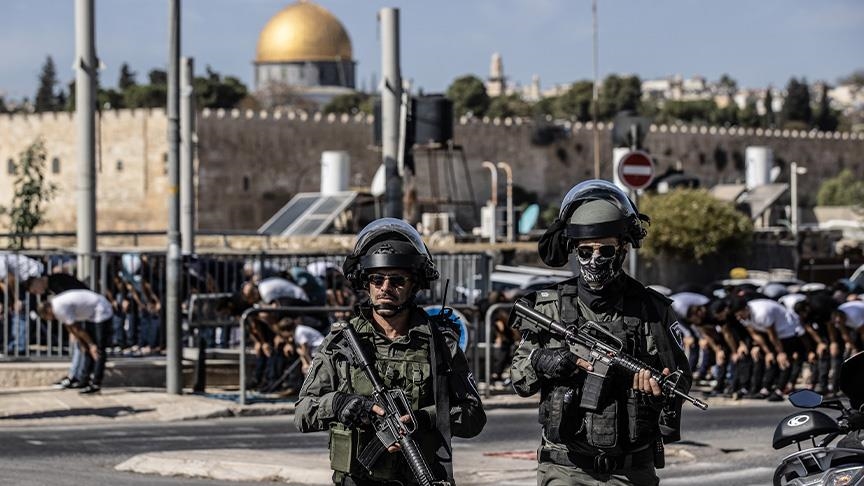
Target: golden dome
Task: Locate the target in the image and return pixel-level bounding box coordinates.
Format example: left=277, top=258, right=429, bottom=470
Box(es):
left=256, top=1, right=353, bottom=63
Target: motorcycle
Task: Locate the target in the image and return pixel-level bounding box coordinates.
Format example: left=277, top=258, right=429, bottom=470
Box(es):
left=771, top=351, right=864, bottom=486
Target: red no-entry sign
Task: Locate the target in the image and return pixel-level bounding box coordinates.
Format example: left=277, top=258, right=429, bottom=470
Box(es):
left=617, top=150, right=655, bottom=190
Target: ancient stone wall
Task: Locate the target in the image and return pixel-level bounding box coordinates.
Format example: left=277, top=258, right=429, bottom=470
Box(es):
left=1, top=108, right=862, bottom=233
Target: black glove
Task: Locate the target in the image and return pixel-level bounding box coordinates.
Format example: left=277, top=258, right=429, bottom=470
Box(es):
left=530, top=348, right=579, bottom=379
left=332, top=392, right=376, bottom=428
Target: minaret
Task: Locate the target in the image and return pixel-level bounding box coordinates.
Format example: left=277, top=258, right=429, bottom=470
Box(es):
left=486, top=52, right=505, bottom=97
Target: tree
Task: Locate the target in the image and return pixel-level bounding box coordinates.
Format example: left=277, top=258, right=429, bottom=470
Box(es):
left=658, top=100, right=716, bottom=124
left=148, top=69, right=167, bottom=86
left=445, top=75, right=489, bottom=118
left=323, top=92, right=370, bottom=115
left=717, top=74, right=738, bottom=96
left=0, top=138, right=57, bottom=249
left=739, top=99, right=760, bottom=127
left=814, top=84, right=839, bottom=132
left=123, top=84, right=167, bottom=108
left=597, top=74, right=641, bottom=119
left=838, top=70, right=864, bottom=87
left=817, top=169, right=864, bottom=206
left=194, top=66, right=249, bottom=109
left=34, top=56, right=61, bottom=112
left=486, top=93, right=532, bottom=118
left=782, top=77, right=812, bottom=126
left=639, top=189, right=753, bottom=262
left=118, top=63, right=137, bottom=91
left=553, top=81, right=593, bottom=121
left=763, top=88, right=775, bottom=128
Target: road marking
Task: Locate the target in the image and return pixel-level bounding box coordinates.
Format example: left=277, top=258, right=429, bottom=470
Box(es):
left=660, top=467, right=774, bottom=485
left=26, top=440, right=44, bottom=446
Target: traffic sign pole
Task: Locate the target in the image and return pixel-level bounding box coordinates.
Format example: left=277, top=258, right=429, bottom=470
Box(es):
left=616, top=150, right=655, bottom=279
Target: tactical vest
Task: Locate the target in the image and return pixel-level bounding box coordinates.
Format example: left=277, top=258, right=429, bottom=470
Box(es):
left=534, top=281, right=668, bottom=456
left=328, top=316, right=443, bottom=483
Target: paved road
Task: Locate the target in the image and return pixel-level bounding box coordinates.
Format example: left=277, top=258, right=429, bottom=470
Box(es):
left=0, top=401, right=798, bottom=486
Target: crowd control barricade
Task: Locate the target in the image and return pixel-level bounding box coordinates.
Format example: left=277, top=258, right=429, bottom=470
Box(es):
left=239, top=305, right=352, bottom=405
left=482, top=302, right=514, bottom=398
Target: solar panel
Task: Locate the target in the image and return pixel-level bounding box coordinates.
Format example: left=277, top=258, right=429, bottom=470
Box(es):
left=258, top=192, right=357, bottom=236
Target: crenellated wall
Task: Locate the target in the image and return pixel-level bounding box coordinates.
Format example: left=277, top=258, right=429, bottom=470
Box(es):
left=1, top=107, right=862, bottom=232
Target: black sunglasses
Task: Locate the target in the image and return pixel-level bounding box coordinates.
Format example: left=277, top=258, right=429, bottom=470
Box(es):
left=576, top=244, right=617, bottom=260
left=367, top=274, right=411, bottom=288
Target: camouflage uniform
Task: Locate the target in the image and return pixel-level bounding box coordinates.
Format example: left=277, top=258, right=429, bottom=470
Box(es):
left=510, top=275, right=691, bottom=486
left=295, top=307, right=486, bottom=486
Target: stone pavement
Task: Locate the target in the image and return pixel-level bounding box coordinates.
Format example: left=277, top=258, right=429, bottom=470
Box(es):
left=0, top=384, right=776, bottom=484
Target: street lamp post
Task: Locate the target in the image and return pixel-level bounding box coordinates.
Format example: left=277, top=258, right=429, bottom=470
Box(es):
left=791, top=161, right=808, bottom=238
left=496, top=161, right=513, bottom=243
left=482, top=161, right=498, bottom=244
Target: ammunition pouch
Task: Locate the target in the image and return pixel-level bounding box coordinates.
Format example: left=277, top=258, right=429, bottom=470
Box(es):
left=585, top=401, right=618, bottom=449
left=540, top=385, right=584, bottom=443
left=330, top=424, right=359, bottom=474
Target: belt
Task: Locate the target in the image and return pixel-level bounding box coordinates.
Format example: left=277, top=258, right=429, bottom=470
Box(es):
left=539, top=445, right=653, bottom=474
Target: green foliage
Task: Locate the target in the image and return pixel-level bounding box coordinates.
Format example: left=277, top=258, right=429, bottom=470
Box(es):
left=123, top=84, right=167, bottom=108
left=598, top=74, right=641, bottom=119
left=194, top=66, right=248, bottom=109
left=322, top=92, right=370, bottom=115
left=655, top=100, right=716, bottom=124
left=817, top=169, right=864, bottom=207
left=639, top=189, right=753, bottom=262
left=0, top=138, right=57, bottom=249
left=763, top=89, right=776, bottom=127
left=486, top=93, right=532, bottom=118
left=554, top=81, right=593, bottom=121
left=98, top=88, right=125, bottom=109
left=717, top=74, right=738, bottom=96
left=118, top=63, right=137, bottom=91
left=34, top=56, right=62, bottom=112
left=739, top=100, right=760, bottom=127
left=814, top=84, right=839, bottom=132
left=782, top=77, right=812, bottom=126
left=446, top=75, right=489, bottom=117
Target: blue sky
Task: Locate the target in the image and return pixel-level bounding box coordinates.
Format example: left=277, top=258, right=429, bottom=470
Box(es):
left=1, top=0, right=861, bottom=100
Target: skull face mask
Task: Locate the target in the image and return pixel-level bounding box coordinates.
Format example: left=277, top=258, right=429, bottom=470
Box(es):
left=576, top=244, right=625, bottom=289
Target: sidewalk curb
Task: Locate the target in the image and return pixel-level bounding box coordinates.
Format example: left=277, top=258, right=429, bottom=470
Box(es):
left=115, top=450, right=332, bottom=484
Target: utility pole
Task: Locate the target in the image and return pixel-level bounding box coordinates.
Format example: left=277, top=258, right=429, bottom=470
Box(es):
left=166, top=0, right=182, bottom=395
left=591, top=0, right=600, bottom=179
left=379, top=8, right=403, bottom=218
left=75, top=0, right=96, bottom=283
left=181, top=57, right=195, bottom=256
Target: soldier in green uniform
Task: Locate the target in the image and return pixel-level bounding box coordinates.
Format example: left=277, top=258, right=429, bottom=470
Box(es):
left=295, top=218, right=486, bottom=486
left=510, top=180, right=691, bottom=486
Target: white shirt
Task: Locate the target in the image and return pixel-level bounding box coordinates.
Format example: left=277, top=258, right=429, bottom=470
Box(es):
left=669, top=292, right=709, bottom=321
left=51, top=290, right=114, bottom=324
left=256, top=277, right=308, bottom=305
left=293, top=324, right=325, bottom=355
left=838, top=301, right=864, bottom=330
left=744, top=298, right=804, bottom=339
left=778, top=293, right=807, bottom=312
left=0, top=253, right=43, bottom=280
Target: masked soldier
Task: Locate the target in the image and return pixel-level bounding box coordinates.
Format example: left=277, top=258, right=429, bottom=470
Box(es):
left=295, top=218, right=486, bottom=486
left=510, top=180, right=691, bottom=486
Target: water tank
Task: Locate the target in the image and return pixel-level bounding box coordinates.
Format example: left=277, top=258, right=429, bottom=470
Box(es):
left=372, top=97, right=416, bottom=147
left=745, top=146, right=773, bottom=190
left=414, top=95, right=454, bottom=145
left=320, top=151, right=350, bottom=195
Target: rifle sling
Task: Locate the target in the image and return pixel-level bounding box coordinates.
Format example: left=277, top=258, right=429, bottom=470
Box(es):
left=429, top=318, right=454, bottom=483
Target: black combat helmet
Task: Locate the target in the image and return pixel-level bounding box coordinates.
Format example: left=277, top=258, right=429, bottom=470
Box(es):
left=539, top=179, right=649, bottom=267
left=343, top=218, right=439, bottom=291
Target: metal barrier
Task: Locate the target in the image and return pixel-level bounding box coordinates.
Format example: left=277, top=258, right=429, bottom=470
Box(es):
left=2, top=250, right=493, bottom=363
left=238, top=305, right=351, bottom=405
left=482, top=302, right=514, bottom=398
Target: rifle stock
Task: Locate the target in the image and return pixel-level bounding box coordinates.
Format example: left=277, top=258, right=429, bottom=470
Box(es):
left=513, top=300, right=708, bottom=411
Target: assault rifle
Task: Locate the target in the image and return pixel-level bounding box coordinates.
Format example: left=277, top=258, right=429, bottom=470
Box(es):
left=335, top=320, right=450, bottom=486
left=513, top=300, right=708, bottom=411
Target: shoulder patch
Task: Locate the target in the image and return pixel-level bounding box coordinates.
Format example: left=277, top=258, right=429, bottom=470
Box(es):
left=668, top=321, right=685, bottom=350
left=535, top=289, right=559, bottom=304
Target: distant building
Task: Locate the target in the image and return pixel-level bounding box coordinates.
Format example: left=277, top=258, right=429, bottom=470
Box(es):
left=486, top=52, right=506, bottom=97
left=254, top=0, right=356, bottom=108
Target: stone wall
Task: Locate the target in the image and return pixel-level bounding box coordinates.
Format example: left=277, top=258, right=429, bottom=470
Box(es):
left=1, top=108, right=862, bottom=233
left=0, top=109, right=169, bottom=232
